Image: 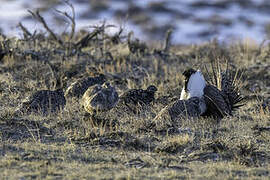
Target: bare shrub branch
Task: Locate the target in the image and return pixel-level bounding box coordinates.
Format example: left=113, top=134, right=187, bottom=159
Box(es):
left=28, top=9, right=64, bottom=46
left=18, top=22, right=32, bottom=39
left=163, top=29, right=172, bottom=52
left=75, top=22, right=116, bottom=49
left=54, top=0, right=76, bottom=41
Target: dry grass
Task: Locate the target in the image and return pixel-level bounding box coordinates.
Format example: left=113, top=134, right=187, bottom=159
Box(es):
left=0, top=16, right=270, bottom=179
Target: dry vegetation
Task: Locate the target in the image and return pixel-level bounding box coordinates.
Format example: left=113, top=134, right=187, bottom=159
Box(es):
left=0, top=5, right=270, bottom=179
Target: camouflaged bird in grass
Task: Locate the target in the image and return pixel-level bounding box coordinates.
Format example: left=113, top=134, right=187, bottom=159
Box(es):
left=153, top=97, right=207, bottom=131
left=81, top=82, right=119, bottom=115
left=16, top=89, right=66, bottom=115
left=65, top=74, right=106, bottom=98
left=116, top=85, right=157, bottom=114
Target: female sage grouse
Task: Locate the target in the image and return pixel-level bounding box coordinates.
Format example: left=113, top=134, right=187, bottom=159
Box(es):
left=65, top=74, right=106, bottom=98
left=154, top=68, right=243, bottom=123
left=81, top=82, right=119, bottom=115
left=116, top=85, right=157, bottom=114
left=16, top=89, right=66, bottom=115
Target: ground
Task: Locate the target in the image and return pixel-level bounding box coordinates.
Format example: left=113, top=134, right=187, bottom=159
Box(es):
left=0, top=23, right=270, bottom=179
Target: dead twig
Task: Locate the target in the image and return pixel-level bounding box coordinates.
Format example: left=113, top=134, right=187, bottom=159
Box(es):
left=163, top=29, right=172, bottom=52
left=18, top=22, right=32, bottom=39
left=75, top=30, right=99, bottom=49
left=75, top=23, right=115, bottom=49
left=28, top=9, right=64, bottom=46
left=54, top=0, right=76, bottom=41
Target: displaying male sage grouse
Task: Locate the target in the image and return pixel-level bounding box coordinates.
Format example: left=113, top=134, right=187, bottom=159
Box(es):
left=16, top=89, right=66, bottom=115
left=154, top=68, right=243, bottom=123
left=116, top=85, right=157, bottom=114
left=65, top=73, right=106, bottom=98
left=81, top=82, right=119, bottom=115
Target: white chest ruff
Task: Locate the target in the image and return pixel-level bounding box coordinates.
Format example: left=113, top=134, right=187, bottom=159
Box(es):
left=180, top=70, right=206, bottom=100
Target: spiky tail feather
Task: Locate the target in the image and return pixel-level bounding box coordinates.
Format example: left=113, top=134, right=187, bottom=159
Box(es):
left=205, top=58, right=245, bottom=113
left=221, top=71, right=244, bottom=111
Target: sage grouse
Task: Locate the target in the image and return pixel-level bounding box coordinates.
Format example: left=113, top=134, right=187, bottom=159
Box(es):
left=155, top=68, right=243, bottom=122
left=117, top=85, right=157, bottom=113
left=81, top=82, right=119, bottom=115
left=65, top=74, right=106, bottom=98
left=17, top=89, right=66, bottom=115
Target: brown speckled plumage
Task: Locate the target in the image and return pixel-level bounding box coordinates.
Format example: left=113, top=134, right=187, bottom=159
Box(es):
left=65, top=74, right=106, bottom=98
left=17, top=89, right=66, bottom=115
left=117, top=85, right=157, bottom=113
left=154, top=97, right=206, bottom=124
left=82, top=82, right=119, bottom=114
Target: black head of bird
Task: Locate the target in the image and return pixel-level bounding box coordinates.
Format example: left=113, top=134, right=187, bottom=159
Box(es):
left=146, top=85, right=158, bottom=94
left=103, top=82, right=112, bottom=88
left=97, top=74, right=106, bottom=82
